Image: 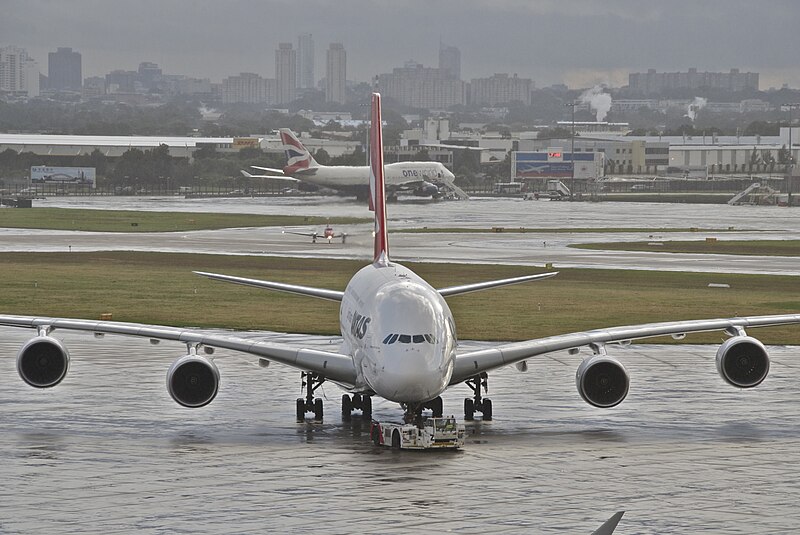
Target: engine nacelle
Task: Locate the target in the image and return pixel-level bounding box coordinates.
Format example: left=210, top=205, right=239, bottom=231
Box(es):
left=17, top=336, right=70, bottom=388
left=166, top=354, right=220, bottom=408
left=576, top=355, right=630, bottom=408
left=716, top=336, right=769, bottom=388
left=414, top=181, right=440, bottom=197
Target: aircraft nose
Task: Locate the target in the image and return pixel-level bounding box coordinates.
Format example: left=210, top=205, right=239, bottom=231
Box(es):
left=370, top=346, right=451, bottom=403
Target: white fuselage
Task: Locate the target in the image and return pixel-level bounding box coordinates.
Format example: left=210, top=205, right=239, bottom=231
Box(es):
left=339, top=261, right=457, bottom=403
left=294, top=161, right=454, bottom=189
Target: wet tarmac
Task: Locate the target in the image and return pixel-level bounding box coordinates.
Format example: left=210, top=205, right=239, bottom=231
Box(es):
left=1, top=196, right=798, bottom=275
left=1, top=329, right=799, bottom=533
left=1, top=196, right=800, bottom=533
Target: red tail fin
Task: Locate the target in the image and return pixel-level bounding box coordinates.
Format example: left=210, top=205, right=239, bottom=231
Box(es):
left=370, top=93, right=389, bottom=264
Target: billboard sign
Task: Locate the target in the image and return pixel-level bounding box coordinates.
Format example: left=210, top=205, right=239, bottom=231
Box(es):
left=513, top=152, right=602, bottom=180
left=31, top=166, right=96, bottom=187
left=233, top=137, right=260, bottom=149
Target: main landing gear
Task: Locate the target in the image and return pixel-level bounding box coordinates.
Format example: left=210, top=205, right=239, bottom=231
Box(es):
left=297, top=372, right=325, bottom=422
left=341, top=393, right=372, bottom=421
left=464, top=373, right=492, bottom=421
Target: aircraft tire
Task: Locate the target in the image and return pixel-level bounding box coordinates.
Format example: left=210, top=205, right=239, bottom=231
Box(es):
left=341, top=394, right=352, bottom=420
left=362, top=395, right=372, bottom=418
left=464, top=398, right=475, bottom=421
left=296, top=398, right=305, bottom=422
left=482, top=399, right=493, bottom=421
left=431, top=396, right=443, bottom=418
left=314, top=398, right=324, bottom=421
left=391, top=430, right=401, bottom=449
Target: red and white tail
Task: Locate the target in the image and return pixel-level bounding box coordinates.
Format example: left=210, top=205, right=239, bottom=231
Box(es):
left=369, top=92, right=389, bottom=265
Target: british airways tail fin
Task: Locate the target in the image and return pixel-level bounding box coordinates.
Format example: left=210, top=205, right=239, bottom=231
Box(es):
left=279, top=128, right=319, bottom=174
left=370, top=92, right=389, bottom=265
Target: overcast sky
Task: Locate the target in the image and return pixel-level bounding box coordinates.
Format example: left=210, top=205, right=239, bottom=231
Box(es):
left=3, top=0, right=799, bottom=89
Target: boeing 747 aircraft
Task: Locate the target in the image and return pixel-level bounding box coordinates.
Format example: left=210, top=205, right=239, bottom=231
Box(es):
left=2, top=93, right=799, bottom=429
left=241, top=128, right=466, bottom=200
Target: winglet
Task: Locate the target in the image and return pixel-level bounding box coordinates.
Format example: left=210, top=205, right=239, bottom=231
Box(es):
left=591, top=511, right=624, bottom=535
left=370, top=92, right=389, bottom=265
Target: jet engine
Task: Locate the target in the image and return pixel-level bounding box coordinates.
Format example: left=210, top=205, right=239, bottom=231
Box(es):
left=414, top=181, right=440, bottom=197
left=715, top=336, right=769, bottom=388
left=576, top=355, right=630, bottom=408
left=17, top=336, right=70, bottom=388
left=166, top=354, right=220, bottom=408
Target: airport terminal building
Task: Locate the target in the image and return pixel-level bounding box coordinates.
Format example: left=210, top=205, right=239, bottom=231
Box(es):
left=0, top=134, right=245, bottom=160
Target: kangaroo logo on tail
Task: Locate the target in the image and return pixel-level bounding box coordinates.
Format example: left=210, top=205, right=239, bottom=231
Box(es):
left=279, top=129, right=318, bottom=175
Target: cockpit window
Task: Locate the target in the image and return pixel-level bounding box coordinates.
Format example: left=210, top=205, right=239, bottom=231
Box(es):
left=382, top=333, right=437, bottom=345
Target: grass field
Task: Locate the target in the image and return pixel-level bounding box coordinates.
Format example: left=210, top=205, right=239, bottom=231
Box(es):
left=1, top=251, right=797, bottom=344
left=0, top=208, right=369, bottom=232
left=572, top=240, right=800, bottom=257
left=393, top=227, right=745, bottom=234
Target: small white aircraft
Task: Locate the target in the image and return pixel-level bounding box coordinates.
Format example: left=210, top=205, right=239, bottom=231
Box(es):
left=282, top=224, right=346, bottom=244
left=2, top=93, right=799, bottom=431
left=241, top=128, right=462, bottom=200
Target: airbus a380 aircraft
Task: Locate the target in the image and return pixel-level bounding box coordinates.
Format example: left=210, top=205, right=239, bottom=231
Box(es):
left=241, top=128, right=464, bottom=200
left=2, top=93, right=800, bottom=427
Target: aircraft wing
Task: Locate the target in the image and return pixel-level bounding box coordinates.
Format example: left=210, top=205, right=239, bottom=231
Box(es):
left=0, top=314, right=357, bottom=385
left=240, top=170, right=298, bottom=181
left=251, top=166, right=285, bottom=174
left=282, top=229, right=317, bottom=238
left=193, top=271, right=344, bottom=302
left=421, top=142, right=490, bottom=151
left=451, top=314, right=800, bottom=384
left=439, top=272, right=558, bottom=297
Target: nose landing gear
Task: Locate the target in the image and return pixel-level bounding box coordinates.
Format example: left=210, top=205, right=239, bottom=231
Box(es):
left=400, top=396, right=444, bottom=424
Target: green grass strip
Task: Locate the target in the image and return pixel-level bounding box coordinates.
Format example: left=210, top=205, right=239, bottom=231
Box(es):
left=1, top=252, right=797, bottom=344
left=572, top=240, right=800, bottom=257
left=393, top=227, right=747, bottom=234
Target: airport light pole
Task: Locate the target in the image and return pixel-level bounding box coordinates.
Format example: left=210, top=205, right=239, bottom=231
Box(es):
left=787, top=104, right=800, bottom=206
left=564, top=102, right=577, bottom=200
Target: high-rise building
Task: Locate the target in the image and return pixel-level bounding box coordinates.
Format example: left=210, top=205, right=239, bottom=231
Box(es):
left=275, top=43, right=297, bottom=104
left=105, top=70, right=138, bottom=93
left=137, top=62, right=162, bottom=91
left=378, top=61, right=466, bottom=109
left=439, top=42, right=461, bottom=80
left=470, top=73, right=532, bottom=106
left=48, top=47, right=82, bottom=91
left=297, top=33, right=315, bottom=90
left=0, top=46, right=39, bottom=96
left=222, top=72, right=276, bottom=104
left=325, top=43, right=346, bottom=104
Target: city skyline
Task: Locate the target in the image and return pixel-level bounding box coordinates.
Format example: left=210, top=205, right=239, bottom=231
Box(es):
left=1, top=0, right=799, bottom=90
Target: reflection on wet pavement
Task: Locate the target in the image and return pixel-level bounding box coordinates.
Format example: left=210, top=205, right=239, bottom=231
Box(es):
left=1, top=328, right=799, bottom=533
